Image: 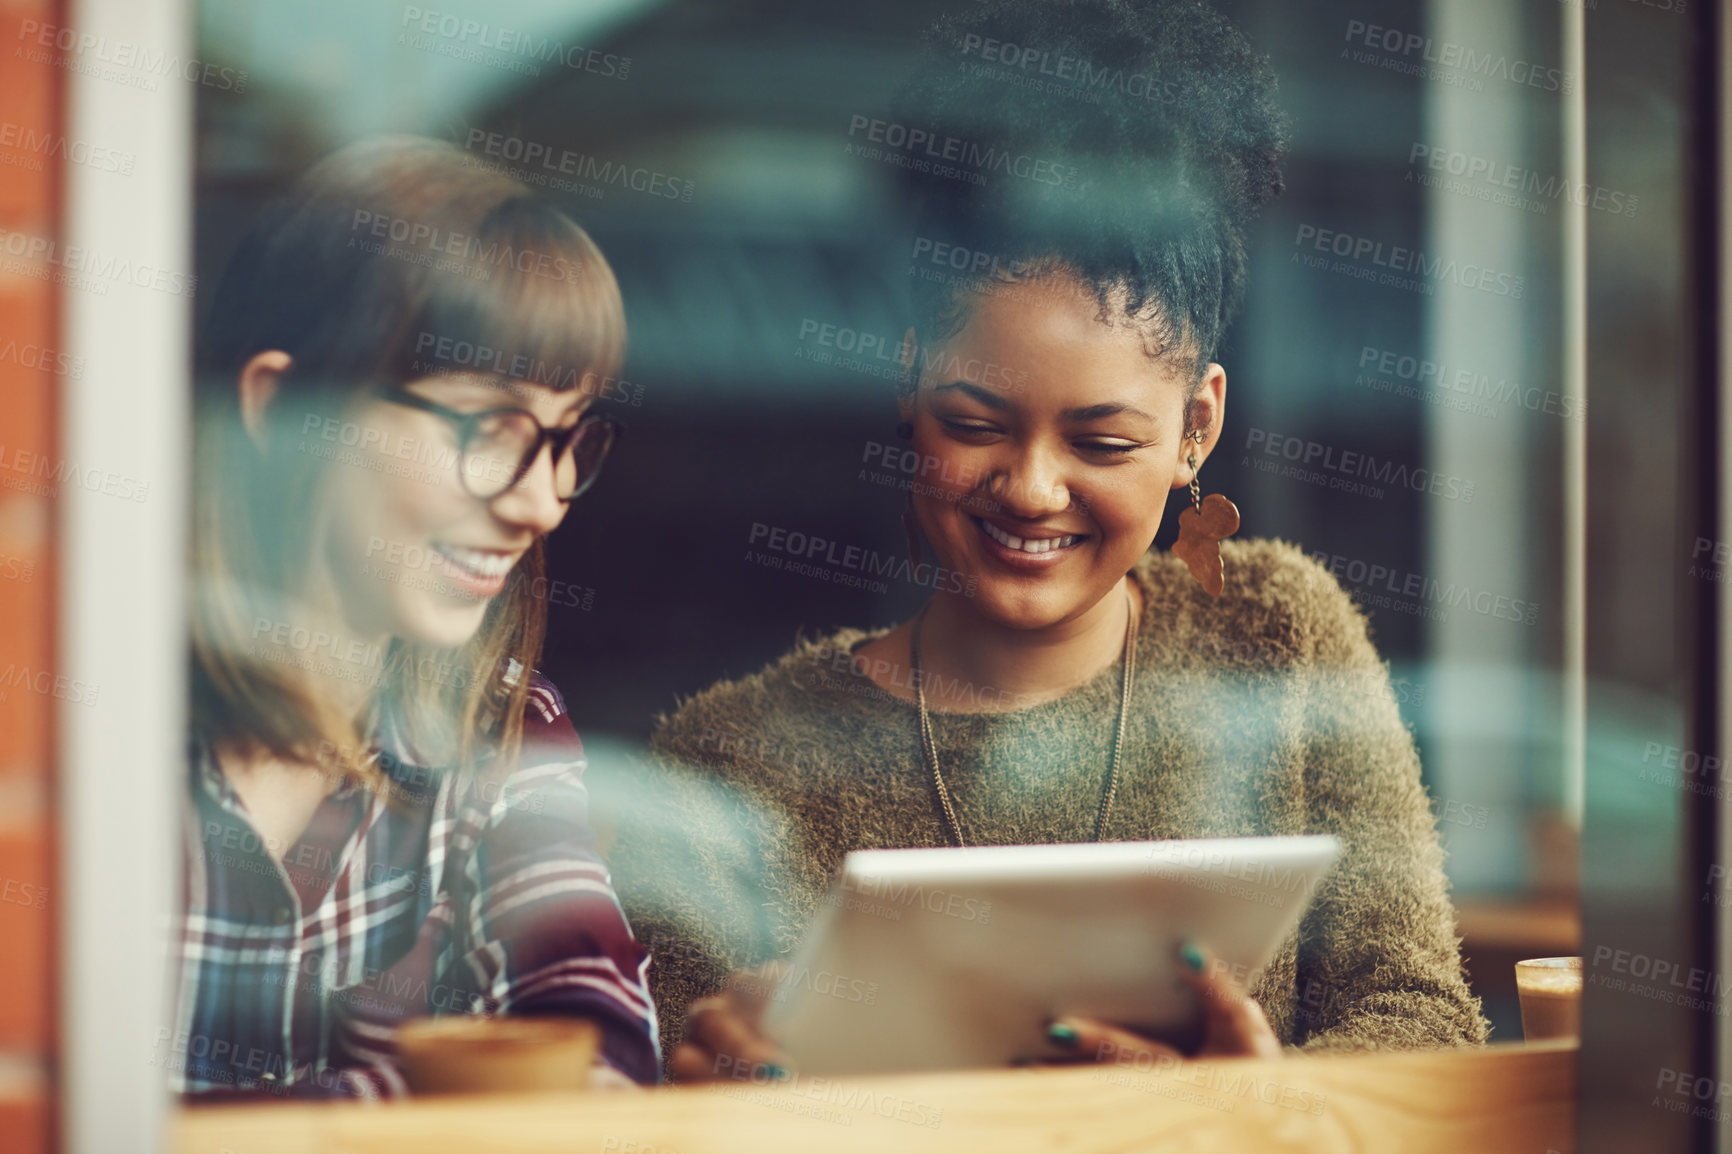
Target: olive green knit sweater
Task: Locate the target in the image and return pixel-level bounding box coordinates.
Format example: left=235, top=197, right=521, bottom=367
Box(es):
left=607, top=539, right=1488, bottom=1064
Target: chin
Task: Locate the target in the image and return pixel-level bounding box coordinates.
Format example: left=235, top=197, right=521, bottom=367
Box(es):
left=393, top=594, right=492, bottom=651
left=944, top=547, right=1137, bottom=633
left=950, top=571, right=1081, bottom=630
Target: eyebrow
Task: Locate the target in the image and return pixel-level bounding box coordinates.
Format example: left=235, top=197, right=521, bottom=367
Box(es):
left=410, top=379, right=588, bottom=422
left=1061, top=401, right=1157, bottom=423
left=933, top=381, right=1011, bottom=410
left=408, top=375, right=515, bottom=401
left=933, top=381, right=1155, bottom=423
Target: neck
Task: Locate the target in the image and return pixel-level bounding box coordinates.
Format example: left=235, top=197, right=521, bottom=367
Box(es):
left=914, top=576, right=1138, bottom=710
left=261, top=588, right=393, bottom=736
left=316, top=611, right=392, bottom=720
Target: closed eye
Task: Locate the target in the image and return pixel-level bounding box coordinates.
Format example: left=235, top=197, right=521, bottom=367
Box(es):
left=940, top=418, right=1002, bottom=441
left=1076, top=439, right=1149, bottom=458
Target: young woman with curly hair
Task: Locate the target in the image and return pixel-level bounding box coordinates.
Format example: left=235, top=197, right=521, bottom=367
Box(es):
left=610, top=0, right=1487, bottom=1080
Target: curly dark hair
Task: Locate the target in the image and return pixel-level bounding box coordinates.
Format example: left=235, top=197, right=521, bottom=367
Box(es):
left=892, top=0, right=1288, bottom=409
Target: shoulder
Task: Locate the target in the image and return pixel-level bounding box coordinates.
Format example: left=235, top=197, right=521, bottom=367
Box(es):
left=1136, top=537, right=1377, bottom=673
left=521, top=668, right=573, bottom=727
left=449, top=670, right=591, bottom=829
left=516, top=669, right=584, bottom=767
left=650, top=627, right=886, bottom=777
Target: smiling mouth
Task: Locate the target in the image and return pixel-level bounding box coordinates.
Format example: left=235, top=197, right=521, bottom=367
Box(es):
left=973, top=516, right=1086, bottom=555
left=433, top=544, right=518, bottom=579
left=428, top=544, right=520, bottom=599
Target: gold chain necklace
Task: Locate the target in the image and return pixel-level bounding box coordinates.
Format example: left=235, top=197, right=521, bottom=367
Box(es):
left=909, top=584, right=1138, bottom=848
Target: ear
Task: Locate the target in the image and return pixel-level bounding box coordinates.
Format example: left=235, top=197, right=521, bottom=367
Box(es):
left=1172, top=362, right=1227, bottom=490
left=237, top=350, right=292, bottom=450
left=897, top=327, right=918, bottom=425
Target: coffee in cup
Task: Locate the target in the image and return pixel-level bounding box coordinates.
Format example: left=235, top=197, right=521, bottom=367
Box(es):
left=1515, top=956, right=1581, bottom=1042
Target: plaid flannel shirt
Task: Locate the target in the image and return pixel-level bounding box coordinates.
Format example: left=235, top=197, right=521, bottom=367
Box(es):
left=165, top=674, right=659, bottom=1097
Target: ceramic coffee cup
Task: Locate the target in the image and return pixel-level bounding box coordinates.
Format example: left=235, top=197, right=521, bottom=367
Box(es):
left=396, top=1016, right=601, bottom=1095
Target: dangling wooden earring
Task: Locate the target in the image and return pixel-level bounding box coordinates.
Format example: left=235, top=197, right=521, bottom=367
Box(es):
left=902, top=493, right=923, bottom=565
left=1171, top=433, right=1240, bottom=598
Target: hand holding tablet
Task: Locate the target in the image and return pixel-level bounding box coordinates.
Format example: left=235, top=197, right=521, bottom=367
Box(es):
left=758, top=835, right=1340, bottom=1076
left=1044, top=940, right=1285, bottom=1066
left=668, top=964, right=794, bottom=1084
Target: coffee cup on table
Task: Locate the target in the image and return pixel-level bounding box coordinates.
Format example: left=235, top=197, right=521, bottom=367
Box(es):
left=1515, top=956, right=1581, bottom=1042
left=396, top=1016, right=601, bottom=1095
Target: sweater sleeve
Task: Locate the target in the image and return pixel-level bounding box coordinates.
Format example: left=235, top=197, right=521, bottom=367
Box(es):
left=604, top=717, right=800, bottom=1065
left=1289, top=592, right=1490, bottom=1052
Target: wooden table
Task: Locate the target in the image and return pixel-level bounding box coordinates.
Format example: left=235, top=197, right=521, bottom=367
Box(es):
left=173, top=1041, right=1575, bottom=1154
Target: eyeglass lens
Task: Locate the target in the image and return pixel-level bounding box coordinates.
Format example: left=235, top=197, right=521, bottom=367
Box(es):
left=459, top=412, right=614, bottom=500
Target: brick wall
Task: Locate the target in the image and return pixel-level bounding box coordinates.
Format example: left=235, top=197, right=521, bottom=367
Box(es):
left=0, top=1, right=64, bottom=1150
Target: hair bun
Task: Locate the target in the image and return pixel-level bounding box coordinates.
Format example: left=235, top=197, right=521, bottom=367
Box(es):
left=901, top=0, right=1285, bottom=217
left=891, top=0, right=1289, bottom=371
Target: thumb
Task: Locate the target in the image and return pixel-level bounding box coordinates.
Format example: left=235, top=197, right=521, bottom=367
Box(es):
left=727, top=962, right=789, bottom=1024
left=1178, top=943, right=1282, bottom=1058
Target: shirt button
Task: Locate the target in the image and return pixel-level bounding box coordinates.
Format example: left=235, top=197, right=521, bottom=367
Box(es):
left=273, top=907, right=292, bottom=925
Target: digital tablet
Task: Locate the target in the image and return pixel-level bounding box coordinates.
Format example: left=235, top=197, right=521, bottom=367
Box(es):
left=759, top=834, right=1341, bottom=1075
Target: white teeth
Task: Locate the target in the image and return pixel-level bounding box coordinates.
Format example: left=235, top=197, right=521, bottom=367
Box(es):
left=978, top=519, right=1078, bottom=554
left=437, top=545, right=515, bottom=579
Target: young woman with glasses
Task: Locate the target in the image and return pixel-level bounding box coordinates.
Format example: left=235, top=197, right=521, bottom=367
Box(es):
left=175, top=136, right=654, bottom=1097
left=611, top=0, right=1487, bottom=1081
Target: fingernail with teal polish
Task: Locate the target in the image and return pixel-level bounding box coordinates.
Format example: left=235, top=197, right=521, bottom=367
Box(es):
left=1180, top=942, right=1207, bottom=973
left=1046, top=1022, right=1079, bottom=1048
left=761, top=1063, right=788, bottom=1080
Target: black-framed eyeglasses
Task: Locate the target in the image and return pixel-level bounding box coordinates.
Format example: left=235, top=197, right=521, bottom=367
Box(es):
left=384, top=390, right=622, bottom=501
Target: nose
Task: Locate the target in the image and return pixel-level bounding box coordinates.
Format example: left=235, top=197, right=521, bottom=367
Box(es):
left=989, top=438, right=1072, bottom=519
left=487, top=443, right=568, bottom=537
